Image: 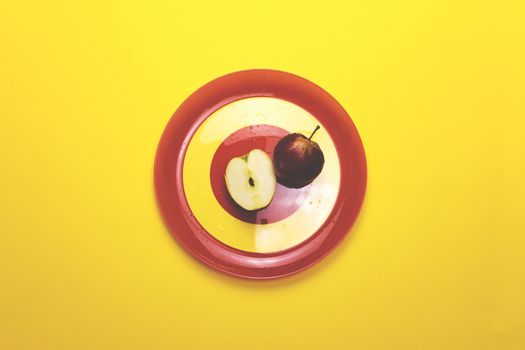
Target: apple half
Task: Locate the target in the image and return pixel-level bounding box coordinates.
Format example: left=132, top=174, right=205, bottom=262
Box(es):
left=225, top=149, right=276, bottom=211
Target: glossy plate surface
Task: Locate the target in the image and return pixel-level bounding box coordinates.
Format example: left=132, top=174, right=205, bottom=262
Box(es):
left=154, top=69, right=366, bottom=279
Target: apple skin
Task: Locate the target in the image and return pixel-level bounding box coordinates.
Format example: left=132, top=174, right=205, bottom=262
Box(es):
left=273, top=132, right=325, bottom=188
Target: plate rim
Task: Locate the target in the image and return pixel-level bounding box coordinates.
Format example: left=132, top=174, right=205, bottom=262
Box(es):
left=154, top=69, right=367, bottom=279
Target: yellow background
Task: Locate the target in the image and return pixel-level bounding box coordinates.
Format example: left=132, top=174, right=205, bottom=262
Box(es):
left=1, top=1, right=524, bottom=349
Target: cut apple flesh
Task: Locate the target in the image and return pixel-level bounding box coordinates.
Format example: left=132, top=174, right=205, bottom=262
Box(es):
left=225, top=149, right=276, bottom=211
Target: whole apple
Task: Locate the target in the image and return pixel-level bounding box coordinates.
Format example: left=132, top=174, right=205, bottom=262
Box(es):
left=273, top=126, right=325, bottom=188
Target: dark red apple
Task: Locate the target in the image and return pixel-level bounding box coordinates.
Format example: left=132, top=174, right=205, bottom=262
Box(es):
left=273, top=126, right=325, bottom=188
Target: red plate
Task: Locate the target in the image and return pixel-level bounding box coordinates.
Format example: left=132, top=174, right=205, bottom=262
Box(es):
left=154, top=69, right=367, bottom=279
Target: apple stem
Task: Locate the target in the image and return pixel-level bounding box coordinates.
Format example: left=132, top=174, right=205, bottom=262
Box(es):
left=308, top=125, right=321, bottom=140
